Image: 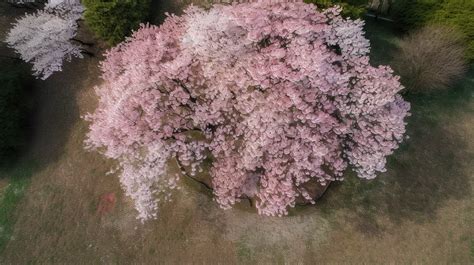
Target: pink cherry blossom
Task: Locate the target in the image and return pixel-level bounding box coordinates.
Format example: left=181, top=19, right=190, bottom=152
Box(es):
left=86, top=2, right=410, bottom=221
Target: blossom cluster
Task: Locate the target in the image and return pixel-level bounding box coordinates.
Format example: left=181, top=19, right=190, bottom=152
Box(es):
left=86, top=2, right=410, bottom=220
left=5, top=1, right=84, bottom=79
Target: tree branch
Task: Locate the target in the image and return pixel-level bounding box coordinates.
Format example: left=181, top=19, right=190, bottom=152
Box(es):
left=172, top=79, right=197, bottom=103
left=175, top=157, right=213, bottom=191
left=7, top=3, right=35, bottom=10
left=71, top=38, right=94, bottom=47
left=174, top=127, right=203, bottom=134
left=162, top=127, right=203, bottom=142
left=295, top=182, right=332, bottom=206
left=0, top=54, right=22, bottom=61
left=80, top=49, right=95, bottom=57
left=175, top=157, right=253, bottom=208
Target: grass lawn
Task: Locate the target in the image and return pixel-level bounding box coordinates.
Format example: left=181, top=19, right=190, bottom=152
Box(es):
left=0, top=4, right=472, bottom=264
left=0, top=164, right=34, bottom=252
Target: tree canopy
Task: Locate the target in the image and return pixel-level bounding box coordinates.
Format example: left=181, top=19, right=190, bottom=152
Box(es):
left=86, top=2, right=410, bottom=221
left=5, top=2, right=84, bottom=79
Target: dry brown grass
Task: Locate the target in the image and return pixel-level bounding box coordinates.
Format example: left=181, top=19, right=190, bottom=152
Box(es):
left=393, top=25, right=468, bottom=92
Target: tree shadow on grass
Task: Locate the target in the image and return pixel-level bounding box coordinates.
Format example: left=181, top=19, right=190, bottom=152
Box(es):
left=25, top=61, right=82, bottom=167
left=364, top=18, right=403, bottom=66
left=0, top=4, right=102, bottom=170
left=318, top=68, right=473, bottom=235
left=314, top=18, right=474, bottom=236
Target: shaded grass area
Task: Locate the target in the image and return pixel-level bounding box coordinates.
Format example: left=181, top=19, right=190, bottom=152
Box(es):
left=0, top=28, right=38, bottom=253
left=320, top=70, right=472, bottom=222
left=0, top=56, right=36, bottom=166
left=364, top=18, right=402, bottom=65
left=0, top=162, right=35, bottom=252
left=315, top=19, right=473, bottom=235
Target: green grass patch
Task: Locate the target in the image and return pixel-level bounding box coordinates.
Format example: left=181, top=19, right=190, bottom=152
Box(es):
left=391, top=0, right=474, bottom=60
left=0, top=163, right=34, bottom=252
left=236, top=237, right=255, bottom=264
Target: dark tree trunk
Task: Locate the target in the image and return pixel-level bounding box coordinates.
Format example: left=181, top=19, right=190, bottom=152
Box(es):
left=7, top=2, right=43, bottom=10
left=80, top=49, right=95, bottom=57
left=0, top=54, right=22, bottom=61
left=72, top=38, right=94, bottom=47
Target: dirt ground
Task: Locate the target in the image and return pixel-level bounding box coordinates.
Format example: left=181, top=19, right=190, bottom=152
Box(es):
left=0, top=2, right=472, bottom=264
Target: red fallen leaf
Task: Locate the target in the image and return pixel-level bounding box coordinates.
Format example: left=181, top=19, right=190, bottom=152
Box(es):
left=96, top=192, right=116, bottom=216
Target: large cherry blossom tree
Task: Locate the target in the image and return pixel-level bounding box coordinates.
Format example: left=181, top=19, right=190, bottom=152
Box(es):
left=5, top=1, right=84, bottom=79
left=86, top=2, right=410, bottom=221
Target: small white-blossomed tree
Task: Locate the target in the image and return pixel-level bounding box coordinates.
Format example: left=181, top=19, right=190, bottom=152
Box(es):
left=49, top=0, right=81, bottom=6
left=5, top=1, right=86, bottom=79
left=8, top=0, right=80, bottom=9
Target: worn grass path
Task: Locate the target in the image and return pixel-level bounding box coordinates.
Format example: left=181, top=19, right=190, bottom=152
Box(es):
left=0, top=3, right=472, bottom=264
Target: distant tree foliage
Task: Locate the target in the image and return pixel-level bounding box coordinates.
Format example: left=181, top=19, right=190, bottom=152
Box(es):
left=392, top=25, right=468, bottom=92
left=82, top=0, right=151, bottom=45
left=0, top=65, right=30, bottom=162
left=392, top=0, right=474, bottom=60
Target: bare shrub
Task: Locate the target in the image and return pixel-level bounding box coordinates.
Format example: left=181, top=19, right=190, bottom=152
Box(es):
left=393, top=25, right=468, bottom=92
